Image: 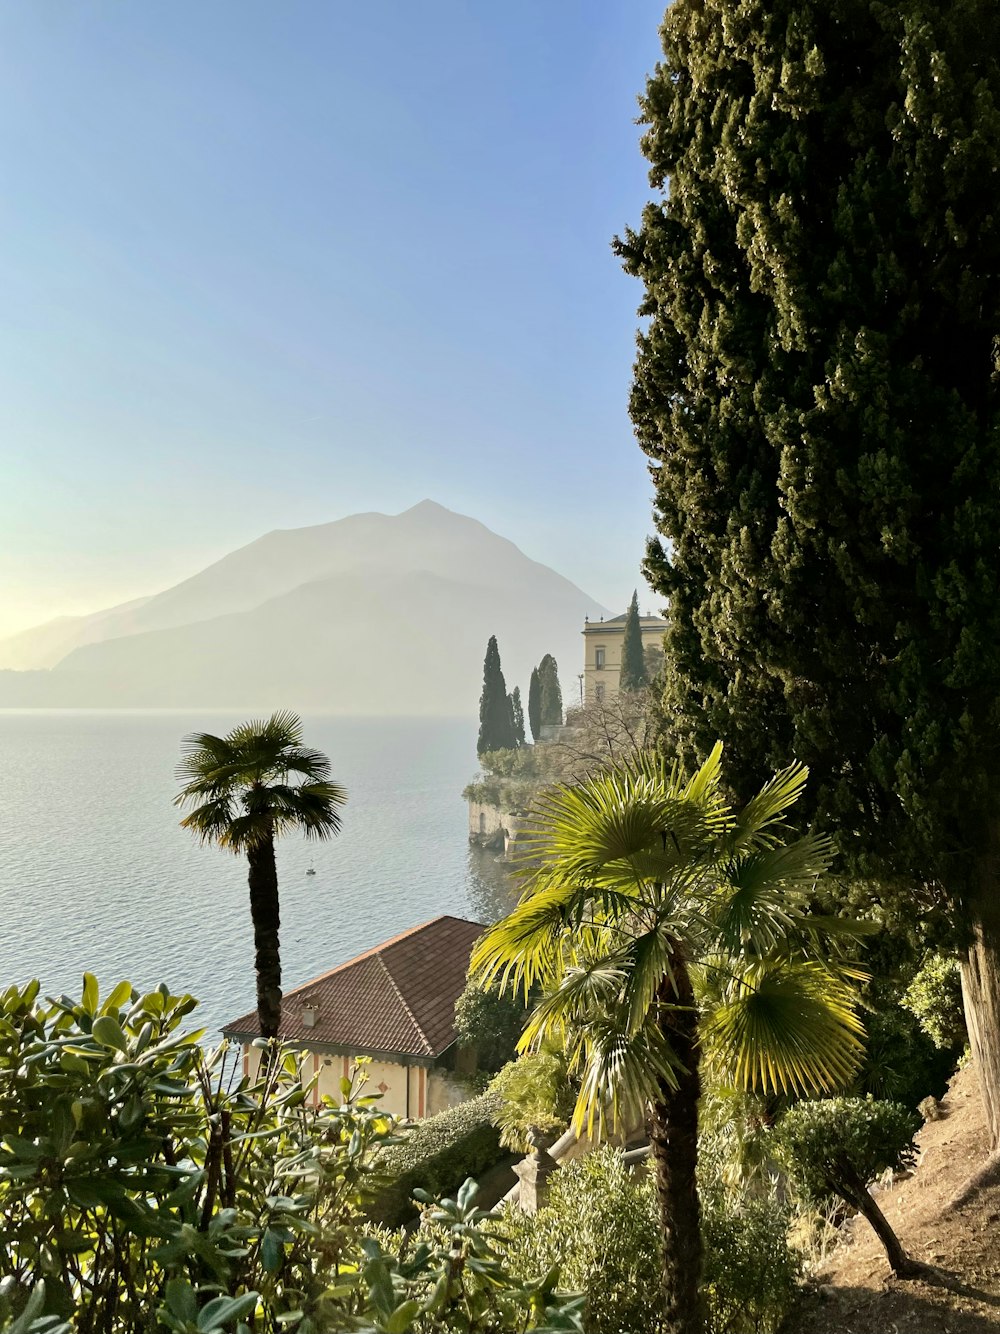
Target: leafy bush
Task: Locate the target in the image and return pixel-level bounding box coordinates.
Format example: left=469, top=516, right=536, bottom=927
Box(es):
left=776, top=1097, right=923, bottom=1277
left=902, top=953, right=967, bottom=1051
left=367, top=1091, right=504, bottom=1227
left=488, top=1051, right=575, bottom=1151
left=496, top=1145, right=798, bottom=1334
left=698, top=1155, right=799, bottom=1334
left=496, top=1148, right=661, bottom=1334
left=855, top=992, right=956, bottom=1107
left=455, top=978, right=529, bottom=1074
left=776, top=1097, right=919, bottom=1206
left=0, top=977, right=580, bottom=1334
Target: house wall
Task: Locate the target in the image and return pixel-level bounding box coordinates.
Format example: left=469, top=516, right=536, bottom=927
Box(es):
left=581, top=619, right=666, bottom=705
left=242, top=1043, right=467, bottom=1121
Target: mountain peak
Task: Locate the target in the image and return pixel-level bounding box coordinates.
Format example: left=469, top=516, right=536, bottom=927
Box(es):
left=399, top=499, right=453, bottom=518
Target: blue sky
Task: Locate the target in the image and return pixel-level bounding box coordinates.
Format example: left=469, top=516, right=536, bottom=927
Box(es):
left=0, top=1, right=667, bottom=638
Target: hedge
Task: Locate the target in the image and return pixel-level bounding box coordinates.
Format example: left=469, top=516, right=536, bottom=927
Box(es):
left=366, top=1091, right=504, bottom=1227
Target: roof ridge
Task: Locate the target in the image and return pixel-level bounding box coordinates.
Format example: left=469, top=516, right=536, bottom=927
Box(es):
left=281, top=915, right=482, bottom=998
left=375, top=953, right=434, bottom=1056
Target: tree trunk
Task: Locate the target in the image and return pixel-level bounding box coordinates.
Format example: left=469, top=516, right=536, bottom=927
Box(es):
left=838, top=1163, right=924, bottom=1279
left=961, top=860, right=1000, bottom=1153
left=247, top=834, right=282, bottom=1040
left=648, top=957, right=703, bottom=1334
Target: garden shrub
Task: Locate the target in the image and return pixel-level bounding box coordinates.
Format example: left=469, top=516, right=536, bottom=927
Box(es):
left=699, top=1167, right=799, bottom=1334
left=856, top=993, right=956, bottom=1107
left=0, top=977, right=580, bottom=1334
left=487, top=1050, right=575, bottom=1151
left=776, top=1097, right=919, bottom=1207
left=496, top=1148, right=662, bottom=1334
left=902, top=953, right=967, bottom=1051
left=367, top=1091, right=505, bottom=1227
left=776, top=1096, right=923, bottom=1277
left=455, top=978, right=529, bottom=1074
left=496, top=1143, right=799, bottom=1334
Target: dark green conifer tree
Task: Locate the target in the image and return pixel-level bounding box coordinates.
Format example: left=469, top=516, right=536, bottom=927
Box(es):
left=617, top=0, right=1000, bottom=1161
left=510, top=687, right=525, bottom=746
left=619, top=590, right=648, bottom=693
left=538, top=654, right=563, bottom=728
left=528, top=668, right=542, bottom=742
left=477, top=636, right=516, bottom=756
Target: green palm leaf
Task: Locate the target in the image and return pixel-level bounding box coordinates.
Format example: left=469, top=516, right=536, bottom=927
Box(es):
left=703, top=959, right=865, bottom=1095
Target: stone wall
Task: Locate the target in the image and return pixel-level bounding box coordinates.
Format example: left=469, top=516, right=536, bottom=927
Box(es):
left=468, top=800, right=505, bottom=847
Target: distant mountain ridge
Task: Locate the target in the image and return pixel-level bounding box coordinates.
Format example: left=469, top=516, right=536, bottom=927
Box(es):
left=0, top=502, right=610, bottom=714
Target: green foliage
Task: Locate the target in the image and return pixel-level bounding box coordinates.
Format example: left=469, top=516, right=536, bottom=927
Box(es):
left=463, top=748, right=542, bottom=813
left=474, top=747, right=865, bottom=1133
left=699, top=1153, right=799, bottom=1334
left=175, top=711, right=346, bottom=852
left=618, top=592, right=647, bottom=694
left=361, top=1179, right=584, bottom=1334
left=777, top=1097, right=919, bottom=1208
left=537, top=656, right=562, bottom=729
left=528, top=669, right=542, bottom=744
left=487, top=1052, right=575, bottom=1152
left=497, top=1146, right=798, bottom=1334
left=0, top=975, right=387, bottom=1332
left=0, top=1283, right=71, bottom=1334
left=478, top=637, right=517, bottom=756
left=902, top=954, right=967, bottom=1052
left=511, top=688, right=526, bottom=747
left=618, top=0, right=1000, bottom=948
left=368, top=1093, right=504, bottom=1228
left=0, top=978, right=581, bottom=1334
left=454, top=978, right=529, bottom=1075
left=495, top=1150, right=661, bottom=1334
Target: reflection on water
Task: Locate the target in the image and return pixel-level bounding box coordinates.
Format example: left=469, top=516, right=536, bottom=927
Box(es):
left=465, top=843, right=521, bottom=925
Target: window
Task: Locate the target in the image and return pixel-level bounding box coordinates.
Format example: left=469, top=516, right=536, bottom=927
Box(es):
left=595, top=684, right=605, bottom=702
left=595, top=647, right=605, bottom=669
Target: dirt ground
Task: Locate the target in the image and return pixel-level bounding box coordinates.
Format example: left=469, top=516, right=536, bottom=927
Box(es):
left=791, top=1062, right=1000, bottom=1333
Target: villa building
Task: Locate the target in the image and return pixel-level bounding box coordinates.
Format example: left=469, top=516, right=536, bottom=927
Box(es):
left=581, top=609, right=667, bottom=705
left=223, top=915, right=484, bottom=1120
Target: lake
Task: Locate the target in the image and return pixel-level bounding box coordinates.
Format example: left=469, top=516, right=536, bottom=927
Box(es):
left=0, top=711, right=517, bottom=1038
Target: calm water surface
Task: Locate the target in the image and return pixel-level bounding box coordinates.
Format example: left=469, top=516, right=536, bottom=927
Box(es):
left=0, top=712, right=516, bottom=1038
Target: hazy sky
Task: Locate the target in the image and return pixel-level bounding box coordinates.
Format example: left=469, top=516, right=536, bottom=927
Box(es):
left=0, top=2, right=667, bottom=640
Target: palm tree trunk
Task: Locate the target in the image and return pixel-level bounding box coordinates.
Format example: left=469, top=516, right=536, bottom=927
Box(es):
left=648, top=958, right=703, bottom=1334
left=247, top=834, right=282, bottom=1040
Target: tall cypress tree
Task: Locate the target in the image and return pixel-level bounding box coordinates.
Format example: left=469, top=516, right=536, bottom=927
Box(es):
left=617, top=0, right=1000, bottom=1152
left=478, top=636, right=516, bottom=755
left=619, top=590, right=648, bottom=693
left=527, top=668, right=542, bottom=742
left=510, top=687, right=526, bottom=746
left=538, top=654, right=563, bottom=728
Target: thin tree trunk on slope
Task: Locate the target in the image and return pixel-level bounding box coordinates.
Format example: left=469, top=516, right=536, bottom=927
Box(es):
left=961, top=869, right=1000, bottom=1154
left=248, top=835, right=282, bottom=1041
left=648, top=958, right=703, bottom=1334
left=838, top=1162, right=924, bottom=1279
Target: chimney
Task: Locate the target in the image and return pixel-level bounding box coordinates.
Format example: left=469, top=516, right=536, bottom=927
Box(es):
left=301, top=1002, right=318, bottom=1029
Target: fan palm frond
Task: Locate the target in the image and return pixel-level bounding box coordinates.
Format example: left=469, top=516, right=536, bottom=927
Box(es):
left=727, top=761, right=810, bottom=850
left=702, top=958, right=866, bottom=1096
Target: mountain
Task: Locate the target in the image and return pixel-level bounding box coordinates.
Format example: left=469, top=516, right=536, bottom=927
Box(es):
left=0, top=502, right=609, bottom=714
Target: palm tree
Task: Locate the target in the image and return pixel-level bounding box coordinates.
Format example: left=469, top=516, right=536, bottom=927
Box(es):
left=472, top=744, right=865, bottom=1334
left=175, top=711, right=347, bottom=1040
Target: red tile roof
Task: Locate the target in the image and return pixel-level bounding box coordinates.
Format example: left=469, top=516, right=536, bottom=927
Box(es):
left=222, top=915, right=485, bottom=1060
